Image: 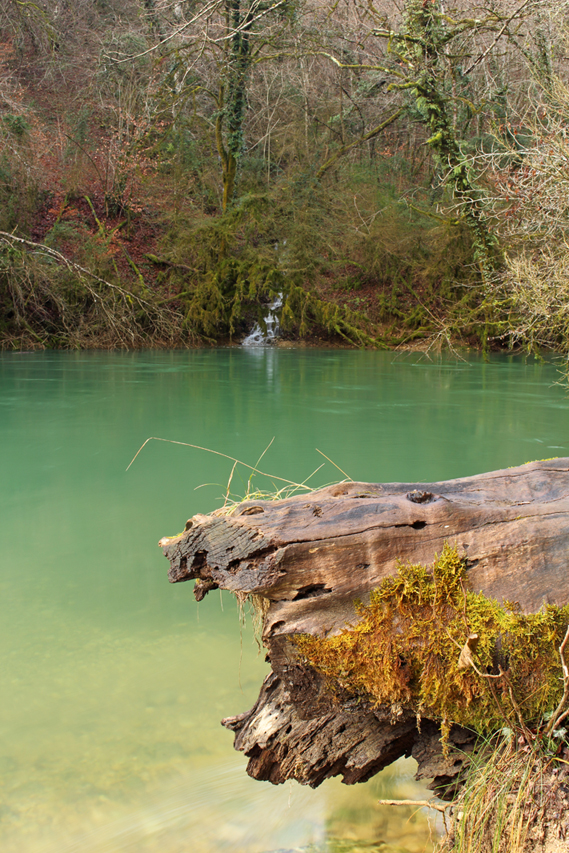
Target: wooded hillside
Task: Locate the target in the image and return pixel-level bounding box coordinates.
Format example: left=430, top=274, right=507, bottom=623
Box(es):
left=1, top=0, right=569, bottom=352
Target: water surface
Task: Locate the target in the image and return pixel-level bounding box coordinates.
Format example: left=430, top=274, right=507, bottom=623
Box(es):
left=1, top=348, right=567, bottom=852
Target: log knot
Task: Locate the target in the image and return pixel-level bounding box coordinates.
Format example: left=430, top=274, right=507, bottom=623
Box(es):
left=406, top=490, right=435, bottom=504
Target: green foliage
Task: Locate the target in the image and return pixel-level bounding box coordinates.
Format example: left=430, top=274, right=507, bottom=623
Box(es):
left=280, top=281, right=383, bottom=346
left=148, top=147, right=492, bottom=346
left=154, top=179, right=399, bottom=344
left=2, top=114, right=29, bottom=138
left=295, top=545, right=569, bottom=735
left=387, top=0, right=502, bottom=280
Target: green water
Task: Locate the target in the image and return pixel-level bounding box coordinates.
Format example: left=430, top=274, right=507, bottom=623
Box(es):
left=1, top=348, right=568, bottom=853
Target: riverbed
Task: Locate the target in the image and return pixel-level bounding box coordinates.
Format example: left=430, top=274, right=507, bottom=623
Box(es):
left=1, top=348, right=567, bottom=853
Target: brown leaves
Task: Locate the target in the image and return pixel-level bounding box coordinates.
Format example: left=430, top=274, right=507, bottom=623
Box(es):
left=457, top=633, right=480, bottom=671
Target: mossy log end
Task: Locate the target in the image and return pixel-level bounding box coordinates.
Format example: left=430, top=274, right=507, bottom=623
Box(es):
left=159, top=458, right=569, bottom=792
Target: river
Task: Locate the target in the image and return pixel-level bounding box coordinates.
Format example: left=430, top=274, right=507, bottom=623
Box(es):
left=1, top=348, right=567, bottom=853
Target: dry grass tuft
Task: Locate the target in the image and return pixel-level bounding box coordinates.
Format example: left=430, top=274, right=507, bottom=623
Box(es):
left=442, top=736, right=569, bottom=853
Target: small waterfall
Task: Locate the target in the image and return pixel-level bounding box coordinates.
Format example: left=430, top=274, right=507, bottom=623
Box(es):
left=241, top=293, right=283, bottom=346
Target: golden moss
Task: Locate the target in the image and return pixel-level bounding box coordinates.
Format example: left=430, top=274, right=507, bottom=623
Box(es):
left=295, top=544, right=569, bottom=734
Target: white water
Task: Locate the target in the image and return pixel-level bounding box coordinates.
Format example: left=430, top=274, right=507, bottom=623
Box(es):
left=241, top=294, right=283, bottom=346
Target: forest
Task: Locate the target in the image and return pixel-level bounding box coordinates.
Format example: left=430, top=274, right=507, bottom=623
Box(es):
left=0, top=0, right=567, bottom=352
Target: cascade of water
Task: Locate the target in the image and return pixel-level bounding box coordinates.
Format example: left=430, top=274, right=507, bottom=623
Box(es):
left=241, top=293, right=283, bottom=346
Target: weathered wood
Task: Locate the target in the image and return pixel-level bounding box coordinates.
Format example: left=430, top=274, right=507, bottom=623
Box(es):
left=160, top=458, right=569, bottom=790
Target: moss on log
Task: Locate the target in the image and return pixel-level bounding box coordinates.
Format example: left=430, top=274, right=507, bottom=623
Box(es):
left=159, top=458, right=569, bottom=794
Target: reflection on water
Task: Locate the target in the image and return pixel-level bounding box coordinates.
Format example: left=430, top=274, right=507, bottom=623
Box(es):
left=1, top=349, right=567, bottom=853
left=30, top=759, right=437, bottom=853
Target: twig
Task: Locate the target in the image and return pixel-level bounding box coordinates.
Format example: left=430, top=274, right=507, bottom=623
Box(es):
left=449, top=629, right=523, bottom=730
left=462, top=0, right=534, bottom=77
left=0, top=231, right=152, bottom=308
left=315, top=108, right=404, bottom=180
left=107, top=0, right=223, bottom=63
left=377, top=798, right=452, bottom=813
left=145, top=253, right=200, bottom=274
left=499, top=665, right=532, bottom=737
left=545, top=625, right=569, bottom=737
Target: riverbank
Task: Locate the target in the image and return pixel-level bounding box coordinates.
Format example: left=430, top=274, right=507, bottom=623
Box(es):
left=2, top=1, right=567, bottom=357
left=1, top=195, right=489, bottom=353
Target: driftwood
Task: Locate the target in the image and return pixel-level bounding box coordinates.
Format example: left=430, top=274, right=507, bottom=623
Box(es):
left=159, top=458, right=569, bottom=792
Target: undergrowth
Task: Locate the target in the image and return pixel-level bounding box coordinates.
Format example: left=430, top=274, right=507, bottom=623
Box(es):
left=0, top=231, right=186, bottom=349
left=441, top=732, right=569, bottom=853
left=140, top=157, right=492, bottom=349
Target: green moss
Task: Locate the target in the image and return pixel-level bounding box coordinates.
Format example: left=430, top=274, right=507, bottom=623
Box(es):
left=295, top=544, right=569, bottom=735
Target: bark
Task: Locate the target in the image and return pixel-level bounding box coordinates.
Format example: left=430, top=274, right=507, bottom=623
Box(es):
left=160, top=458, right=569, bottom=792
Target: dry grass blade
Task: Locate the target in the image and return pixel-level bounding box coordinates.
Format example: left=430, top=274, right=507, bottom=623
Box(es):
left=440, top=735, right=561, bottom=853
left=126, top=436, right=317, bottom=490
left=315, top=448, right=353, bottom=481
left=247, top=437, right=276, bottom=494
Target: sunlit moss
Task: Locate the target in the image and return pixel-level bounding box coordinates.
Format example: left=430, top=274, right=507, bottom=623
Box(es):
left=295, top=544, right=569, bottom=734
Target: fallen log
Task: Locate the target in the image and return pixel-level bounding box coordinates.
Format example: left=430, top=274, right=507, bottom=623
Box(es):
left=159, top=458, right=569, bottom=794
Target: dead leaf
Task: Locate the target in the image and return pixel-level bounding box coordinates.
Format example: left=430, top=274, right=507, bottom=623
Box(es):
left=457, top=633, right=480, bottom=670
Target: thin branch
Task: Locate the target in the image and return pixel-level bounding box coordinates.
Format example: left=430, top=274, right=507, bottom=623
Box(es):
left=145, top=253, right=200, bottom=274
left=377, top=799, right=452, bottom=813
left=315, top=51, right=407, bottom=80
left=107, top=0, right=224, bottom=63
left=462, top=0, right=534, bottom=77
left=208, top=0, right=285, bottom=44
left=0, top=232, right=153, bottom=308
left=545, top=625, right=569, bottom=737
left=316, top=108, right=404, bottom=180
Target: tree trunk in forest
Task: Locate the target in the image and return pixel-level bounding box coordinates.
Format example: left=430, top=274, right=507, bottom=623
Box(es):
left=214, top=0, right=254, bottom=212
left=215, top=85, right=238, bottom=215
left=397, top=0, right=499, bottom=279
left=159, top=458, right=569, bottom=794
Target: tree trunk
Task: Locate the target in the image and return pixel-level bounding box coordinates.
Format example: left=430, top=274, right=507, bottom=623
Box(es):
left=159, top=458, right=569, bottom=793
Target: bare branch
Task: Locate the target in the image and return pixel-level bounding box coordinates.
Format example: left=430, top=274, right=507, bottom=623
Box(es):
left=462, top=0, right=535, bottom=77
left=545, top=625, right=569, bottom=737
left=0, top=232, right=153, bottom=309
left=377, top=799, right=452, bottom=813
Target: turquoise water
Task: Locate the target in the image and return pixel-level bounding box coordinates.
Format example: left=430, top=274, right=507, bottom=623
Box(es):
left=1, top=348, right=568, bottom=853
